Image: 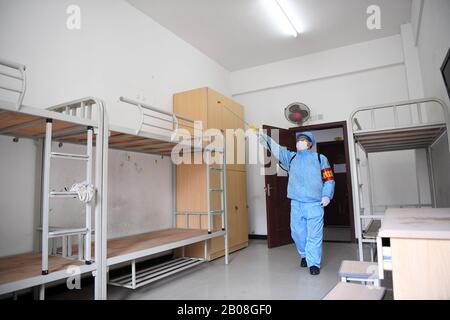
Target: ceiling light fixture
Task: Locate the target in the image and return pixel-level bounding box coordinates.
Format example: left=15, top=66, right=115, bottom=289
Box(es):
left=273, top=0, right=299, bottom=38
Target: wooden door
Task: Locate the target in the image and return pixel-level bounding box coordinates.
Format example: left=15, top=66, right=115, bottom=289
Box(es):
left=174, top=87, right=208, bottom=135
left=230, top=99, right=246, bottom=172
left=234, top=170, right=249, bottom=245
left=176, top=163, right=207, bottom=214
left=263, top=125, right=296, bottom=248
left=221, top=96, right=245, bottom=172
left=226, top=170, right=239, bottom=248
left=226, top=169, right=248, bottom=248
left=316, top=141, right=350, bottom=227
left=208, top=169, right=248, bottom=258
left=207, top=88, right=224, bottom=129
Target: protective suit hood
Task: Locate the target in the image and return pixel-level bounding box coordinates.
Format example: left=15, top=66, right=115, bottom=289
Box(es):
left=295, top=131, right=316, bottom=147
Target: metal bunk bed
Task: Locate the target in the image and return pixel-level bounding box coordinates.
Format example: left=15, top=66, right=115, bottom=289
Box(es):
left=49, top=96, right=229, bottom=294
left=349, top=97, right=450, bottom=262
left=1, top=57, right=228, bottom=299
left=0, top=58, right=109, bottom=299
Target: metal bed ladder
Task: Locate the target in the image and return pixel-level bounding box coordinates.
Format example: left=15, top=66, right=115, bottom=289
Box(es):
left=353, top=122, right=379, bottom=262
left=356, top=156, right=381, bottom=262
left=205, top=134, right=229, bottom=264
left=41, top=120, right=94, bottom=274
left=206, top=148, right=227, bottom=236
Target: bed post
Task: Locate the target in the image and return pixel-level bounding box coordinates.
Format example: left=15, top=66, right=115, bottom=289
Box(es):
left=348, top=117, right=364, bottom=262
left=206, top=142, right=212, bottom=234
left=94, top=100, right=108, bottom=300
left=85, top=126, right=94, bottom=263
left=365, top=152, right=374, bottom=216
left=356, top=143, right=364, bottom=261
left=223, top=135, right=229, bottom=265
left=39, top=284, right=45, bottom=300
left=172, top=163, right=176, bottom=228
left=426, top=148, right=436, bottom=207
left=41, top=119, right=52, bottom=275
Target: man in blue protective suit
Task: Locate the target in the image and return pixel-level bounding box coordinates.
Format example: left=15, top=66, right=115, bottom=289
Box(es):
left=258, top=131, right=335, bottom=275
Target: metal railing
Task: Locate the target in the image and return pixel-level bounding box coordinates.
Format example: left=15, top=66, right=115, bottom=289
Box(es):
left=119, top=96, right=201, bottom=136
left=47, top=96, right=101, bottom=120
left=0, top=58, right=27, bottom=110
left=350, top=97, right=450, bottom=132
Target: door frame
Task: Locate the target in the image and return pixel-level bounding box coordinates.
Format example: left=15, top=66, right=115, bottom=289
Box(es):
left=289, top=121, right=355, bottom=242
left=263, top=125, right=294, bottom=248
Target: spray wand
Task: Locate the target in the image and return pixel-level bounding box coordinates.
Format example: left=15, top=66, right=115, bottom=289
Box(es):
left=219, top=103, right=259, bottom=132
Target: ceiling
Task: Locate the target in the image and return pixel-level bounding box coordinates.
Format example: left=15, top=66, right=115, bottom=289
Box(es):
left=127, top=0, right=412, bottom=71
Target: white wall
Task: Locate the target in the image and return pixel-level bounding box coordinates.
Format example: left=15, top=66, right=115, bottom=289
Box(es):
left=412, top=0, right=450, bottom=207
left=233, top=36, right=431, bottom=236
left=0, top=137, right=41, bottom=257
left=0, top=0, right=230, bottom=256
left=231, top=35, right=404, bottom=96
left=412, top=0, right=450, bottom=120
left=46, top=143, right=173, bottom=237
left=0, top=0, right=230, bottom=125
left=370, top=150, right=430, bottom=207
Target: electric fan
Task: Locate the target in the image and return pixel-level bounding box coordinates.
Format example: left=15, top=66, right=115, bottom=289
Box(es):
left=284, top=102, right=311, bottom=125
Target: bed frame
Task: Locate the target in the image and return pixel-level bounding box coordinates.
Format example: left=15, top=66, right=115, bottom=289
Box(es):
left=50, top=95, right=229, bottom=294
left=0, top=58, right=109, bottom=299
left=0, top=58, right=228, bottom=300
left=349, top=97, right=450, bottom=261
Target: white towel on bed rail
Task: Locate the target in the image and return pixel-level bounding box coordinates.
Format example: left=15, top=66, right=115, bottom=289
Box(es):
left=69, top=182, right=95, bottom=203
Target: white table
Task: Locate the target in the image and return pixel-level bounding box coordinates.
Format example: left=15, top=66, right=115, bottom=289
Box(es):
left=377, top=208, right=450, bottom=300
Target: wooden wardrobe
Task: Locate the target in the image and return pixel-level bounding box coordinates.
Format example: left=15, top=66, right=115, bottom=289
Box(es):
left=173, top=87, right=248, bottom=260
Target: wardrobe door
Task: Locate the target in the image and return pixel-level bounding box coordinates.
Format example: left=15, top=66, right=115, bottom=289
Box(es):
left=228, top=169, right=248, bottom=248
left=173, top=87, right=248, bottom=260
left=234, top=170, right=249, bottom=246
left=207, top=88, right=224, bottom=130
left=174, top=87, right=208, bottom=134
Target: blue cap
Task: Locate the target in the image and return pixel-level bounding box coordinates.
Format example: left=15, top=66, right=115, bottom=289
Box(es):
left=295, top=131, right=316, bottom=146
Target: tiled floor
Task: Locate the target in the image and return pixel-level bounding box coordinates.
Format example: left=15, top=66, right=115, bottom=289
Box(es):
left=49, top=239, right=392, bottom=300
left=323, top=226, right=352, bottom=242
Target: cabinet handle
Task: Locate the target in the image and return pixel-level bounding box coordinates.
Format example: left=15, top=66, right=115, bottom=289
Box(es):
left=234, top=205, right=238, bottom=210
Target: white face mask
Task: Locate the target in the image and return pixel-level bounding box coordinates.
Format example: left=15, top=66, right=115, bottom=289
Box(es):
left=296, top=140, right=309, bottom=151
